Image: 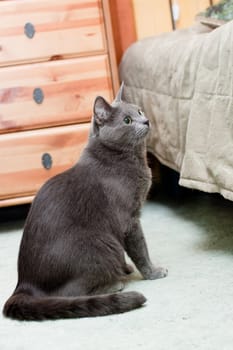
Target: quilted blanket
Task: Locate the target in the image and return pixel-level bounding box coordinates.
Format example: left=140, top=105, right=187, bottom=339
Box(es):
left=120, top=22, right=233, bottom=201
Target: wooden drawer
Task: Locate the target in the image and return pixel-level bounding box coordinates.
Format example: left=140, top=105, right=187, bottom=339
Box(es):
left=0, top=123, right=89, bottom=205
left=0, top=55, right=113, bottom=133
left=0, top=0, right=106, bottom=67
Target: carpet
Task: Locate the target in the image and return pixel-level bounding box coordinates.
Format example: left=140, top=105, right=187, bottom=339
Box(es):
left=0, top=193, right=233, bottom=350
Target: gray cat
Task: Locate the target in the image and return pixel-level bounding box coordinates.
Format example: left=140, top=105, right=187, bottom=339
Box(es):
left=3, top=83, right=167, bottom=321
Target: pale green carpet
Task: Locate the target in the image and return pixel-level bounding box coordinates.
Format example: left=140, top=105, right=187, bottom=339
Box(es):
left=0, top=193, right=233, bottom=350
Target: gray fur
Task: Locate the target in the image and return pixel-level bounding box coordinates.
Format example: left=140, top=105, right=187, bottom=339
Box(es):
left=3, top=87, right=167, bottom=321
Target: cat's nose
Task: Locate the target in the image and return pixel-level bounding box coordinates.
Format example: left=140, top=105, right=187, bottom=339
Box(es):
left=143, top=119, right=150, bottom=127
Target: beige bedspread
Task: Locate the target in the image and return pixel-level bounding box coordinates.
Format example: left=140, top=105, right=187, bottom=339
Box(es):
left=120, top=22, right=233, bottom=201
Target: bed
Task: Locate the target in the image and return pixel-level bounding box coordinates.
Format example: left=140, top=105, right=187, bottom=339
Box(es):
left=119, top=22, right=233, bottom=201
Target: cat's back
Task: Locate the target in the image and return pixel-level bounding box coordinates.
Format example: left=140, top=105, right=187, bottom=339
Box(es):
left=24, top=161, right=107, bottom=232
left=36, top=160, right=102, bottom=199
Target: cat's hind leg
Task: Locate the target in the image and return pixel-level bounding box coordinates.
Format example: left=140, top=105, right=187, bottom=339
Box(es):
left=93, top=281, right=125, bottom=295
left=54, top=279, right=89, bottom=297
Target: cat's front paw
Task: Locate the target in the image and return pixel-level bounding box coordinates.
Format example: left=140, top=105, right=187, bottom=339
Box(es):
left=143, top=266, right=168, bottom=280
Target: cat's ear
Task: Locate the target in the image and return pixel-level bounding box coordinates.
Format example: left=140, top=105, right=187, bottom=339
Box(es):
left=113, top=81, right=124, bottom=104
left=93, top=96, right=112, bottom=127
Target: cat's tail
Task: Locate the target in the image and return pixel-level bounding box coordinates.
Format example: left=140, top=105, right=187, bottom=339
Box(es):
left=3, top=291, right=146, bottom=321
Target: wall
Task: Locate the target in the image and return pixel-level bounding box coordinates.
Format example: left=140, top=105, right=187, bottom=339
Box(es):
left=132, top=0, right=219, bottom=39
left=110, top=0, right=220, bottom=63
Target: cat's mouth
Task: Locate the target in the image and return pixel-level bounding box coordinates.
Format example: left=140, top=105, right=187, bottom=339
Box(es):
left=137, top=125, right=150, bottom=138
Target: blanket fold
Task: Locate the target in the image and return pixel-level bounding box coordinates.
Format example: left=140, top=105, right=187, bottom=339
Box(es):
left=120, top=22, right=233, bottom=201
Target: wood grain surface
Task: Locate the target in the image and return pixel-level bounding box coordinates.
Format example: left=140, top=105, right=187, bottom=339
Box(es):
left=0, top=0, right=106, bottom=67
left=0, top=0, right=118, bottom=207
left=108, top=0, right=136, bottom=67
left=0, top=123, right=89, bottom=203
left=0, top=55, right=113, bottom=133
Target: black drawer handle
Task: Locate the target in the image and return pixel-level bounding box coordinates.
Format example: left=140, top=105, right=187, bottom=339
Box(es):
left=24, top=22, right=36, bottom=39
left=42, top=153, right=53, bottom=170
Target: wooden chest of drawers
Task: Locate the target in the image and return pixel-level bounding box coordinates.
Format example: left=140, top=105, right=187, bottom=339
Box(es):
left=0, top=0, right=118, bottom=207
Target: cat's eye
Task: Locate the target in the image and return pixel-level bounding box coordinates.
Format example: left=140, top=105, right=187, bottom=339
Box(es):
left=123, top=116, right=132, bottom=125
left=138, top=109, right=143, bottom=115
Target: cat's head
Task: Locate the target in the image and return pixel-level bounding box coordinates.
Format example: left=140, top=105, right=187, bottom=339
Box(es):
left=91, top=83, right=150, bottom=149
